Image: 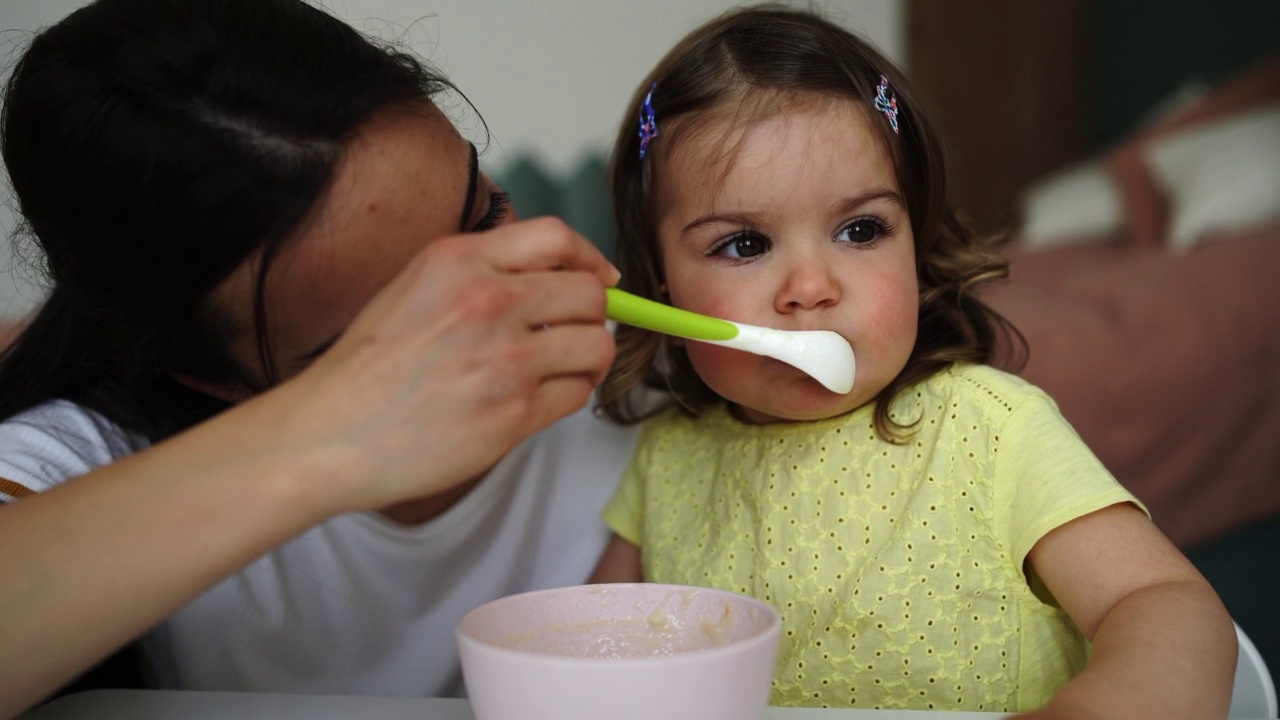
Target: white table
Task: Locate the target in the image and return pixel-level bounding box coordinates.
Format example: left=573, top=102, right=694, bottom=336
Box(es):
left=23, top=690, right=1014, bottom=719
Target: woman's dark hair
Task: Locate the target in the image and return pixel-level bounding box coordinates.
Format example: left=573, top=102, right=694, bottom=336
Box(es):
left=0, top=0, right=460, bottom=440
left=597, top=4, right=1024, bottom=440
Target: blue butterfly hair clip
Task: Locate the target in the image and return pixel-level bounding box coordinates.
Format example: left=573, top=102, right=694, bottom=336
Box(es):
left=873, top=75, right=900, bottom=135
left=638, top=82, right=659, bottom=159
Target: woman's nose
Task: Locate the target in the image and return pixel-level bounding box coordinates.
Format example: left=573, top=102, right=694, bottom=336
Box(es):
left=774, top=257, right=842, bottom=313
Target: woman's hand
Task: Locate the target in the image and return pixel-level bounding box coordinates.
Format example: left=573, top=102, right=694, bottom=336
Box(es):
left=0, top=218, right=617, bottom=715
left=272, top=216, right=620, bottom=514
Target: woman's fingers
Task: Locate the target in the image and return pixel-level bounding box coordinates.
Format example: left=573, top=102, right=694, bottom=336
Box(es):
left=364, top=218, right=614, bottom=334
left=289, top=217, right=624, bottom=511
left=478, top=217, right=620, bottom=285
left=339, top=222, right=611, bottom=354
left=502, top=269, right=610, bottom=329
left=523, top=320, right=618, bottom=386
left=455, top=322, right=615, bottom=444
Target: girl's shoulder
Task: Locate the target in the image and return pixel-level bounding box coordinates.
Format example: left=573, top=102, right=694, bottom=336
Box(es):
left=912, top=364, right=1058, bottom=422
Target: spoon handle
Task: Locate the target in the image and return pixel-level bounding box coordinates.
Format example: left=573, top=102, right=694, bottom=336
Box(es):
left=605, top=288, right=855, bottom=394
left=604, top=288, right=739, bottom=341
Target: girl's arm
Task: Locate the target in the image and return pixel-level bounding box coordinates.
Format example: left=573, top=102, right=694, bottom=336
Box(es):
left=590, top=533, right=643, bottom=583
left=1022, top=503, right=1236, bottom=720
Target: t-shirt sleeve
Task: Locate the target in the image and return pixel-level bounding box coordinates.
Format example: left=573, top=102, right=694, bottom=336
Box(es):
left=0, top=402, right=139, bottom=501
left=600, top=430, right=649, bottom=546
left=991, top=393, right=1148, bottom=570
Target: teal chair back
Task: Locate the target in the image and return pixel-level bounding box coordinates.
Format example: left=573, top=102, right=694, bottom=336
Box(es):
left=496, top=153, right=615, bottom=261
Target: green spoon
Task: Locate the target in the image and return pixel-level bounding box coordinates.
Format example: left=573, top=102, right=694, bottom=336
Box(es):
left=605, top=288, right=855, bottom=394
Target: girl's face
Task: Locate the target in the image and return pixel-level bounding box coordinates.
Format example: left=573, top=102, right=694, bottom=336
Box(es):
left=208, top=106, right=513, bottom=391
left=655, top=98, right=918, bottom=425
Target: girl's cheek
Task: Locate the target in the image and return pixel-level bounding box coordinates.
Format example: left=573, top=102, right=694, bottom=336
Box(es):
left=684, top=343, right=750, bottom=391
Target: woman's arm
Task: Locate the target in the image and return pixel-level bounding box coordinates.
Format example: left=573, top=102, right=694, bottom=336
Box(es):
left=0, top=391, right=353, bottom=716
left=0, top=219, right=619, bottom=717
left=1021, top=503, right=1236, bottom=719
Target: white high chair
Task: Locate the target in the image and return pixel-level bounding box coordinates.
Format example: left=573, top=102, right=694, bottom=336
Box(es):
left=1232, top=622, right=1278, bottom=719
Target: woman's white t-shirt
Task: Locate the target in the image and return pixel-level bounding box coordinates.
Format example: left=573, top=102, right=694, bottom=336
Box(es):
left=0, top=399, right=639, bottom=697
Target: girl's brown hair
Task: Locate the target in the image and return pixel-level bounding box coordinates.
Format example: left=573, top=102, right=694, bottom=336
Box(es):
left=597, top=4, right=1024, bottom=440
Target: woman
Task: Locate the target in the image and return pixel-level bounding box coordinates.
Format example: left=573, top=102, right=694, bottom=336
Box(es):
left=0, top=0, right=636, bottom=715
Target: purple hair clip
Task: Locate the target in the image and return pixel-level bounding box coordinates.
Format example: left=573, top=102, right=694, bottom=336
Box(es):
left=638, top=82, right=659, bottom=159
left=873, top=75, right=899, bottom=135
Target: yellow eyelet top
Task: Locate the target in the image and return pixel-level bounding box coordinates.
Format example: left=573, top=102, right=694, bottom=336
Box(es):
left=603, top=364, right=1143, bottom=712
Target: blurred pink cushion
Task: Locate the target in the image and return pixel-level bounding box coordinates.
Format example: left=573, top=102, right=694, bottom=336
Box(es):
left=1019, top=55, right=1280, bottom=251
left=1104, top=56, right=1280, bottom=248
left=987, top=222, right=1280, bottom=549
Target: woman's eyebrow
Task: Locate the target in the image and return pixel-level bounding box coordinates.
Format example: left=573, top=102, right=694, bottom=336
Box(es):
left=458, top=142, right=479, bottom=231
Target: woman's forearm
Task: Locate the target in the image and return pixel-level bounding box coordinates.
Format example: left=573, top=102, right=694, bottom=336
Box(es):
left=0, top=220, right=621, bottom=717
left=0, top=385, right=357, bottom=717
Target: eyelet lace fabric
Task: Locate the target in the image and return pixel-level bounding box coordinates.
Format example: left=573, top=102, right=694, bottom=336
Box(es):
left=604, top=364, right=1142, bottom=711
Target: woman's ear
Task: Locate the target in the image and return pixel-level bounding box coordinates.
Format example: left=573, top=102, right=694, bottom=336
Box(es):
left=171, top=373, right=255, bottom=404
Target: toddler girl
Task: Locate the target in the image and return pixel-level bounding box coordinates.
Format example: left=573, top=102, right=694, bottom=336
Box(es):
left=590, top=6, right=1236, bottom=718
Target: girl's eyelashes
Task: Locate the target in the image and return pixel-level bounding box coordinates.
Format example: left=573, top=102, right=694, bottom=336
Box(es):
left=835, top=216, right=893, bottom=246
left=705, top=216, right=893, bottom=259
left=472, top=189, right=512, bottom=232
left=708, top=229, right=772, bottom=260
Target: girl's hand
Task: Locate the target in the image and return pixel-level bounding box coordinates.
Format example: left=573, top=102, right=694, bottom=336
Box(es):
left=270, top=216, right=620, bottom=514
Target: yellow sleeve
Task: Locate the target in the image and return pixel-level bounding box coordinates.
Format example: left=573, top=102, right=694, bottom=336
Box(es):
left=991, top=393, right=1148, bottom=572
left=601, top=428, right=649, bottom=546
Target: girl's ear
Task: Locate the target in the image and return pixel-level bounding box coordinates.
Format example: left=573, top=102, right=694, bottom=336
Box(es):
left=171, top=373, right=255, bottom=404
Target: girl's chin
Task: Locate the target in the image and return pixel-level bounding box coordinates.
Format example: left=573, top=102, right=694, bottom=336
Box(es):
left=731, top=404, right=858, bottom=425
left=728, top=386, right=868, bottom=425
left=709, top=365, right=872, bottom=424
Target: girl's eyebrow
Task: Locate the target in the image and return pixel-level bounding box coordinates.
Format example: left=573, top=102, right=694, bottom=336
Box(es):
left=457, top=143, right=480, bottom=232
left=830, top=189, right=904, bottom=215
left=682, top=188, right=904, bottom=234
left=682, top=210, right=767, bottom=234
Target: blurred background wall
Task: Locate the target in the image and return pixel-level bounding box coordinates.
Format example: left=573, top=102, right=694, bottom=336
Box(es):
left=908, top=0, right=1280, bottom=233
left=0, top=0, right=903, bottom=320
left=3, top=0, right=1277, bottom=318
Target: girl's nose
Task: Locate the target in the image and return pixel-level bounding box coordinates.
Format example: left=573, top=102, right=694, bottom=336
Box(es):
left=775, top=257, right=842, bottom=313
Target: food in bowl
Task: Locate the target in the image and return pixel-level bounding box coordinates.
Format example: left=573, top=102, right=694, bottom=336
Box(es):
left=500, top=585, right=746, bottom=658
left=456, top=583, right=780, bottom=720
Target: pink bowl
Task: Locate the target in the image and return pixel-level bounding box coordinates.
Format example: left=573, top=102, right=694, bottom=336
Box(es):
left=456, top=583, right=781, bottom=720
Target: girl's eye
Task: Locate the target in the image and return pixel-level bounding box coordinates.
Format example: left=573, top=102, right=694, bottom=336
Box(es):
left=836, top=217, right=890, bottom=246
left=473, top=190, right=512, bottom=232
left=710, top=231, right=771, bottom=259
